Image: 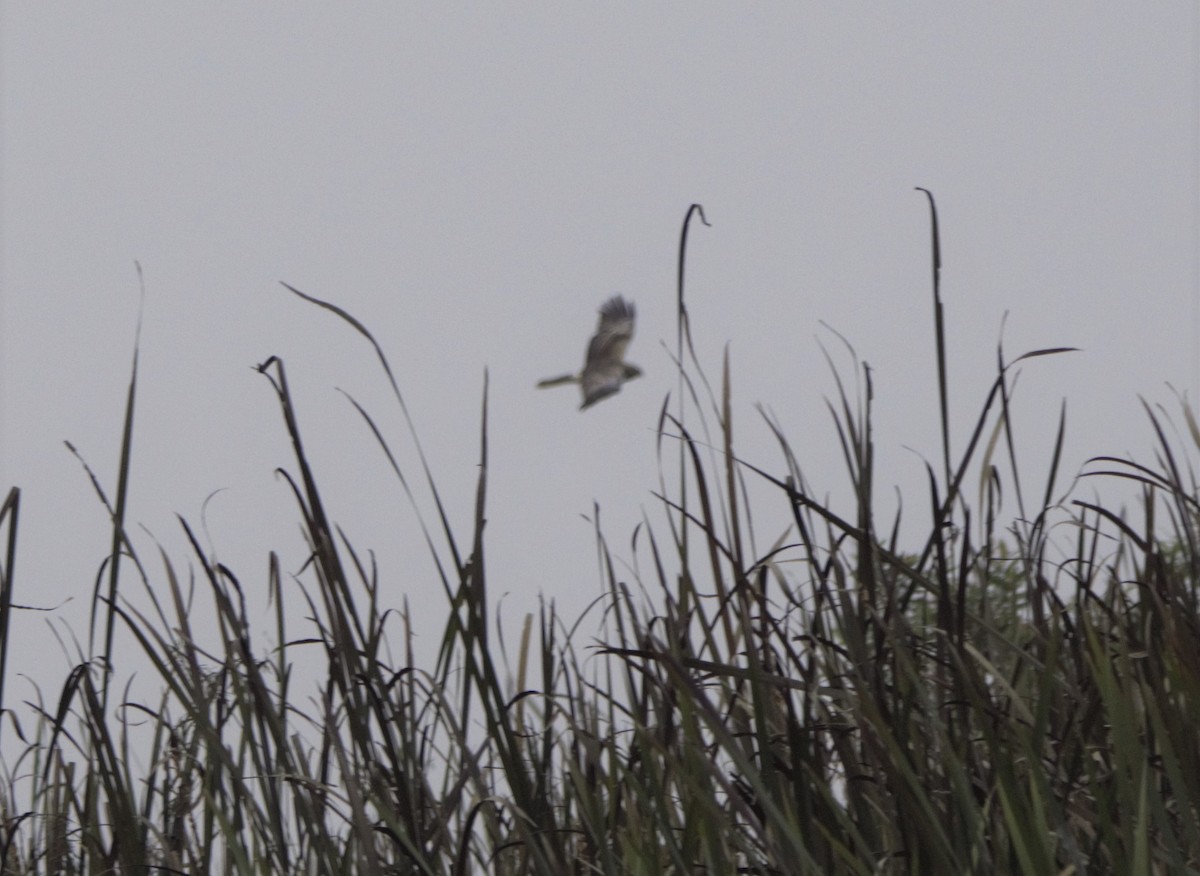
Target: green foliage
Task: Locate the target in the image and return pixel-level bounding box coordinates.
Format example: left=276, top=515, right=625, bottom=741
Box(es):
left=1, top=201, right=1199, bottom=874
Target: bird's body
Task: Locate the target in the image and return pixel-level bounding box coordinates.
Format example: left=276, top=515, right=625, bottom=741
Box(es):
left=537, top=295, right=641, bottom=409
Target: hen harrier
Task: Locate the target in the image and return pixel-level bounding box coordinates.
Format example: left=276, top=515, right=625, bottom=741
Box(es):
left=537, top=295, right=642, bottom=409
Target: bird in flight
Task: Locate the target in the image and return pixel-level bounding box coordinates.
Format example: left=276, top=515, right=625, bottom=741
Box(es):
left=537, top=295, right=642, bottom=409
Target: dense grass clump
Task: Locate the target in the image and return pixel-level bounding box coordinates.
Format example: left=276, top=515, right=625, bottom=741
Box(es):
left=1, top=199, right=1199, bottom=874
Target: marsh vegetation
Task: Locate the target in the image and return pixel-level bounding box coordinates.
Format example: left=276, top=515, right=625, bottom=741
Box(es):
left=1, top=200, right=1198, bottom=874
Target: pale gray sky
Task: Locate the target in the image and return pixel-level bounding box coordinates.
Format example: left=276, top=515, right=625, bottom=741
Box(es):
left=2, top=6, right=1198, bottom=688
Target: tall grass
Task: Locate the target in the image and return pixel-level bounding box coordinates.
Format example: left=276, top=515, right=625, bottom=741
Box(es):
left=1, top=197, right=1199, bottom=874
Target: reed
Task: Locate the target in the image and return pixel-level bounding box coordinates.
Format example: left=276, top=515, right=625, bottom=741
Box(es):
left=1, top=198, right=1197, bottom=874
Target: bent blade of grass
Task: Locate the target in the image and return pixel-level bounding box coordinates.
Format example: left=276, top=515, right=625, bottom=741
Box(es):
left=0, top=487, right=19, bottom=728
left=280, top=281, right=467, bottom=581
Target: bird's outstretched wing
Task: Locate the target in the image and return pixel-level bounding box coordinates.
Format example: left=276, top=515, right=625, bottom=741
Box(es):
left=580, top=296, right=636, bottom=408
left=585, top=296, right=635, bottom=369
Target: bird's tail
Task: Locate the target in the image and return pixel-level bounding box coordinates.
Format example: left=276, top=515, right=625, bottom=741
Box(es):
left=536, top=374, right=579, bottom=389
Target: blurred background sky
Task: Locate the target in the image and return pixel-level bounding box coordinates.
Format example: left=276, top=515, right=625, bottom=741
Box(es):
left=2, top=6, right=1198, bottom=691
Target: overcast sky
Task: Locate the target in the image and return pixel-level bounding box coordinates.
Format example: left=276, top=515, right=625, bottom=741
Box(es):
left=2, top=6, right=1198, bottom=691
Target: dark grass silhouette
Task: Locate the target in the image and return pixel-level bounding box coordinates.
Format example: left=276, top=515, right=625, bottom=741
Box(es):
left=0, top=198, right=1198, bottom=873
